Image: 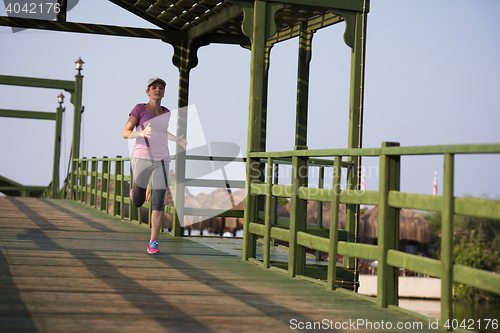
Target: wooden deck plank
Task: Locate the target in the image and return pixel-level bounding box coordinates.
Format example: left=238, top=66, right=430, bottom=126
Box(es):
left=0, top=197, right=434, bottom=332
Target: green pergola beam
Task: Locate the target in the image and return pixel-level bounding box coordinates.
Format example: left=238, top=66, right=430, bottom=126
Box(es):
left=268, top=12, right=343, bottom=45
left=187, top=5, right=243, bottom=40
left=108, top=0, right=179, bottom=31
left=0, top=74, right=74, bottom=91
left=0, top=16, right=180, bottom=41
left=0, top=73, right=80, bottom=199
left=56, top=0, right=67, bottom=23
left=265, top=0, right=369, bottom=12
left=0, top=109, right=57, bottom=120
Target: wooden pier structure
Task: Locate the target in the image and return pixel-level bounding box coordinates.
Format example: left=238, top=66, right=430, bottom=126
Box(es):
left=1, top=196, right=431, bottom=332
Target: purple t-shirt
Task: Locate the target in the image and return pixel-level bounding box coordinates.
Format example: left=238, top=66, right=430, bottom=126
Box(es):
left=129, top=103, right=171, bottom=161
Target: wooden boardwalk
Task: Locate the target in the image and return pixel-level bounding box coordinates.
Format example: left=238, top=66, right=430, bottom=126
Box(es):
left=0, top=197, right=433, bottom=332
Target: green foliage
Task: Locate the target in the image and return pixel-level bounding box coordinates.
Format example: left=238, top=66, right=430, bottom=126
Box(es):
left=453, top=232, right=500, bottom=303
left=419, top=198, right=500, bottom=303
left=419, top=211, right=442, bottom=259
left=454, top=214, right=500, bottom=253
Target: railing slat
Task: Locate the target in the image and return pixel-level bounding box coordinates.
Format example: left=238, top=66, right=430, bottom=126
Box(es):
left=454, top=264, right=500, bottom=295
left=297, top=231, right=329, bottom=253
left=272, top=184, right=292, bottom=198
left=338, top=241, right=379, bottom=261
left=250, top=183, right=267, bottom=195
left=389, top=191, right=442, bottom=212
left=382, top=143, right=500, bottom=156
left=298, top=187, right=379, bottom=205
left=248, top=222, right=264, bottom=236
left=270, top=226, right=290, bottom=242
left=454, top=196, right=500, bottom=220
left=386, top=250, right=442, bottom=278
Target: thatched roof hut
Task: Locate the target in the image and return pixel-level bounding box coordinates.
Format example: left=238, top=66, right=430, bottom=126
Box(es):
left=304, top=202, right=431, bottom=246
left=187, top=188, right=246, bottom=236
left=360, top=206, right=432, bottom=244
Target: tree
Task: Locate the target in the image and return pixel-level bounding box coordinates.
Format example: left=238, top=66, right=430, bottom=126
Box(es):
left=453, top=231, right=500, bottom=303
left=419, top=203, right=500, bottom=303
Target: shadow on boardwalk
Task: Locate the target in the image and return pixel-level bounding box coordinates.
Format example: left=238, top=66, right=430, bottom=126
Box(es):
left=0, top=197, right=431, bottom=332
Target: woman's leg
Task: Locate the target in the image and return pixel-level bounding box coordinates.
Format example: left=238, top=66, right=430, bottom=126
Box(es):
left=130, top=158, right=150, bottom=207
left=147, top=160, right=168, bottom=254
left=151, top=210, right=163, bottom=241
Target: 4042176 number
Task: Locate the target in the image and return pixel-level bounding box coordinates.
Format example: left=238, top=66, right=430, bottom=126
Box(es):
left=5, top=2, right=61, bottom=15
left=444, top=318, right=498, bottom=331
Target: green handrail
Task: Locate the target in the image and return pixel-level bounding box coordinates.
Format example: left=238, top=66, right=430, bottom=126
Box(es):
left=64, top=142, right=500, bottom=330
left=246, top=142, right=500, bottom=329
left=64, top=155, right=247, bottom=230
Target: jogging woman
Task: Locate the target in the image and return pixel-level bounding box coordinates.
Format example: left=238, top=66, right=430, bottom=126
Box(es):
left=123, top=77, right=187, bottom=254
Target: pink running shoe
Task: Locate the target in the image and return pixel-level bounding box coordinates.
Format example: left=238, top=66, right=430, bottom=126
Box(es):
left=147, top=241, right=160, bottom=254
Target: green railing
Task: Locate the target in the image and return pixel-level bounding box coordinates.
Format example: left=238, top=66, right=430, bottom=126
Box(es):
left=246, top=142, right=500, bottom=329
left=63, top=155, right=247, bottom=231
left=63, top=142, right=500, bottom=329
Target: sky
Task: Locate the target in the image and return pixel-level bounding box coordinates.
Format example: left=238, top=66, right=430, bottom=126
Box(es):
left=1, top=0, right=500, bottom=201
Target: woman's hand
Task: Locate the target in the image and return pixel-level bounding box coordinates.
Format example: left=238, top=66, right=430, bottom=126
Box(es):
left=141, top=123, right=152, bottom=139
left=175, top=135, right=187, bottom=149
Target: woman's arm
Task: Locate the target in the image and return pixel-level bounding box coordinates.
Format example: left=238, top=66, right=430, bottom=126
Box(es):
left=168, top=131, right=187, bottom=149
left=123, top=115, right=151, bottom=139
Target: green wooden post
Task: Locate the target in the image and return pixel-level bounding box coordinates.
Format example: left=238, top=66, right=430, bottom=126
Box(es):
left=243, top=0, right=267, bottom=261
left=240, top=0, right=283, bottom=260
left=112, top=158, right=118, bottom=215
left=295, top=21, right=312, bottom=147
left=100, top=157, right=108, bottom=212
left=441, top=153, right=454, bottom=327
left=316, top=166, right=325, bottom=261
left=254, top=44, right=273, bottom=236
left=119, top=157, right=125, bottom=219
left=90, top=157, right=97, bottom=207
left=113, top=156, right=123, bottom=219
left=51, top=105, right=63, bottom=199
left=284, top=16, right=313, bottom=277
left=271, top=163, right=279, bottom=247
left=70, top=159, right=76, bottom=200
left=113, top=156, right=122, bottom=217
left=129, top=161, right=138, bottom=222
left=73, top=159, right=78, bottom=199
left=327, top=156, right=341, bottom=290
left=345, top=10, right=368, bottom=270
left=81, top=158, right=88, bottom=204
left=105, top=158, right=111, bottom=213
left=264, top=157, right=274, bottom=268
left=377, top=142, right=400, bottom=308
left=172, top=39, right=191, bottom=237
left=289, top=148, right=308, bottom=277
left=76, top=160, right=82, bottom=201
left=70, top=72, right=83, bottom=199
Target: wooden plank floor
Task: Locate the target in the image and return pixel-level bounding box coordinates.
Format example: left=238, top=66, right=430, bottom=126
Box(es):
left=0, top=197, right=433, bottom=332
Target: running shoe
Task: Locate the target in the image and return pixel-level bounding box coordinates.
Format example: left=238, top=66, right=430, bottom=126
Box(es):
left=147, top=241, right=160, bottom=254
